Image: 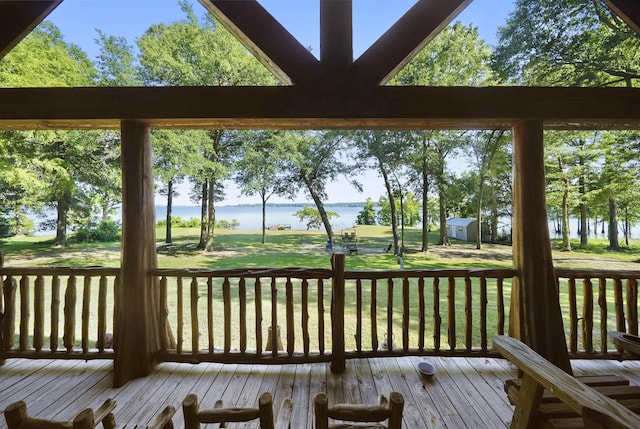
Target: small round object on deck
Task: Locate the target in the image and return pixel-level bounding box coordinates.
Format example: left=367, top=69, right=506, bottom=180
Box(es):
left=418, top=361, right=435, bottom=376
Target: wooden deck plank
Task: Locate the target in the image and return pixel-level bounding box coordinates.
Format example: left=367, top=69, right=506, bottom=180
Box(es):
left=305, top=361, right=328, bottom=425
left=451, top=357, right=513, bottom=426
left=2, top=357, right=639, bottom=428
left=371, top=357, right=428, bottom=428
left=35, top=361, right=113, bottom=421
left=290, top=363, right=312, bottom=426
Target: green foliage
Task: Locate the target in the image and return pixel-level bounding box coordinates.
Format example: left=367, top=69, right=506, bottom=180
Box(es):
left=376, top=192, right=420, bottom=227
left=72, top=219, right=121, bottom=243
left=157, top=216, right=201, bottom=228
left=216, top=219, right=240, bottom=230
left=494, top=0, right=640, bottom=86
left=356, top=198, right=377, bottom=225
left=294, top=206, right=339, bottom=230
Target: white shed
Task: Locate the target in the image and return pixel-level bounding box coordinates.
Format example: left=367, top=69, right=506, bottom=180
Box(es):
left=446, top=218, right=490, bottom=242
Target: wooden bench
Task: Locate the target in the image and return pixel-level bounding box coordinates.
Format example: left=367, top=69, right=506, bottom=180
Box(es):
left=493, top=335, right=640, bottom=429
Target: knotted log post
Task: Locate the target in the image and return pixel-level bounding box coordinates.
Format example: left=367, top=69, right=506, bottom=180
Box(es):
left=330, top=253, right=346, bottom=373
left=510, top=121, right=571, bottom=373
left=114, top=121, right=163, bottom=386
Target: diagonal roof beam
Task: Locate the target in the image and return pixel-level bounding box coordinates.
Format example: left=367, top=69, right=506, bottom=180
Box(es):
left=353, top=0, right=473, bottom=86
left=604, top=0, right=640, bottom=34
left=0, top=0, right=63, bottom=59
left=199, top=0, right=320, bottom=86
left=320, top=0, right=352, bottom=80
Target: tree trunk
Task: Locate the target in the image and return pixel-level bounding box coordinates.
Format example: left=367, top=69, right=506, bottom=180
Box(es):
left=303, top=182, right=334, bottom=242
left=421, top=137, right=429, bottom=253
left=578, top=157, right=588, bottom=247
left=380, top=167, right=400, bottom=254
left=54, top=193, right=69, bottom=246
left=609, top=197, right=619, bottom=249
left=561, top=184, right=571, bottom=251
left=438, top=185, right=449, bottom=246
left=510, top=121, right=571, bottom=374
left=197, top=182, right=207, bottom=250
left=476, top=176, right=484, bottom=250
left=625, top=206, right=630, bottom=247
left=490, top=180, right=499, bottom=242
left=165, top=179, right=173, bottom=244
left=205, top=179, right=215, bottom=252
left=261, top=195, right=267, bottom=245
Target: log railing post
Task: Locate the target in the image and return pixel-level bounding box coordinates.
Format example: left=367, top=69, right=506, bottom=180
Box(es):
left=114, top=121, right=160, bottom=386
left=510, top=121, right=572, bottom=373
left=330, top=253, right=346, bottom=373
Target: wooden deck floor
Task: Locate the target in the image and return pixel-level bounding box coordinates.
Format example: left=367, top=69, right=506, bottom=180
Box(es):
left=2, top=356, right=640, bottom=428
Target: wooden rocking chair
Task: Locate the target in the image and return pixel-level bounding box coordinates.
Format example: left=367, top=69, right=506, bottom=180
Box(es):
left=313, top=392, right=404, bottom=429
left=494, top=335, right=640, bottom=429
left=4, top=399, right=175, bottom=429
left=4, top=399, right=117, bottom=429
left=182, top=392, right=293, bottom=429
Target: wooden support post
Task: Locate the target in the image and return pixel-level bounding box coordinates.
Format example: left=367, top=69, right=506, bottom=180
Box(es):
left=331, top=253, right=346, bottom=373
left=510, top=121, right=572, bottom=374
left=320, top=0, right=352, bottom=83
left=114, top=121, right=160, bottom=386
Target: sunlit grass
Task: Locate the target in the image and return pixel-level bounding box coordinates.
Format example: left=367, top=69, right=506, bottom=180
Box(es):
left=2, top=226, right=638, bottom=353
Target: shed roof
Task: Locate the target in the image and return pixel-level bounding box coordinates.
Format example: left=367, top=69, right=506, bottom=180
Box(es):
left=447, top=218, right=476, bottom=227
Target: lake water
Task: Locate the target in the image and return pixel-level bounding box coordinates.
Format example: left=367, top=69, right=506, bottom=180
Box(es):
left=162, top=204, right=364, bottom=231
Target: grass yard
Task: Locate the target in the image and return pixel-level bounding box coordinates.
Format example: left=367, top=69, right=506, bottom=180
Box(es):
left=1, top=224, right=639, bottom=271
left=1, top=226, right=639, bottom=352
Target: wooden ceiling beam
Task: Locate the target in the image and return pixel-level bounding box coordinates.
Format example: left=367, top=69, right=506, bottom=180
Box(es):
left=604, top=0, right=640, bottom=34
left=0, top=0, right=63, bottom=59
left=0, top=86, right=638, bottom=131
left=199, top=0, right=320, bottom=85
left=320, top=0, right=353, bottom=79
left=353, top=0, right=473, bottom=86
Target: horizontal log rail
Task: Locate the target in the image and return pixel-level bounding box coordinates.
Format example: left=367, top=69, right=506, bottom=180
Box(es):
left=2, top=263, right=639, bottom=366
left=555, top=268, right=640, bottom=359
left=152, top=267, right=334, bottom=365
left=0, top=267, right=118, bottom=361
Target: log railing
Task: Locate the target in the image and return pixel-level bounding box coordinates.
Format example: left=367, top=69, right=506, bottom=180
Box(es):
left=555, top=268, right=640, bottom=358
left=0, top=267, right=119, bottom=360
left=1, top=260, right=639, bottom=365
left=151, top=262, right=518, bottom=367
left=152, top=267, right=334, bottom=365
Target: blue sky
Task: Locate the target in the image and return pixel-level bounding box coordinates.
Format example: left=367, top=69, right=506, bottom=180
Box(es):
left=44, top=0, right=516, bottom=205
left=47, top=0, right=515, bottom=59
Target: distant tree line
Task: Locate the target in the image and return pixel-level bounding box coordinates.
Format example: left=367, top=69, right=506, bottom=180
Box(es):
left=1, top=0, right=638, bottom=254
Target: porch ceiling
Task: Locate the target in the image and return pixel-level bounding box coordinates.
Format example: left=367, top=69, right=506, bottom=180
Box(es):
left=1, top=85, right=639, bottom=131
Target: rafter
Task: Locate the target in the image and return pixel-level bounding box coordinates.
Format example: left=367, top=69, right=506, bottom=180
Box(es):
left=604, top=0, right=640, bottom=34
left=199, top=0, right=320, bottom=85
left=0, top=0, right=63, bottom=59
left=320, top=0, right=352, bottom=80
left=353, top=0, right=473, bottom=86
left=0, top=86, right=638, bottom=131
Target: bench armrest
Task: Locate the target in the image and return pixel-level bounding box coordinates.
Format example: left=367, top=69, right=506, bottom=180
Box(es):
left=493, top=335, right=640, bottom=429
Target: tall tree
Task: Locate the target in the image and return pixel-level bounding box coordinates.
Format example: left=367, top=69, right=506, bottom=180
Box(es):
left=152, top=129, right=205, bottom=244
left=494, top=0, right=640, bottom=87
left=351, top=130, right=409, bottom=255
left=0, top=23, right=99, bottom=245
left=279, top=130, right=354, bottom=242
left=466, top=130, right=509, bottom=249
left=234, top=130, right=295, bottom=244
left=137, top=0, right=274, bottom=251
left=392, top=22, right=494, bottom=248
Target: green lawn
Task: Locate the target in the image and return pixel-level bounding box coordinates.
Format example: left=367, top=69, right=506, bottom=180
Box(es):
left=1, top=226, right=639, bottom=352
left=2, top=225, right=639, bottom=270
